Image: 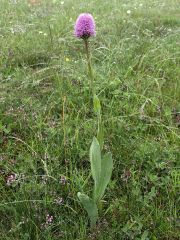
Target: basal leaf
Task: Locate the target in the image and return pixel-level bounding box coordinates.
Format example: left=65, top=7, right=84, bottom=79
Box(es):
left=94, top=153, right=113, bottom=201
left=77, top=192, right=98, bottom=228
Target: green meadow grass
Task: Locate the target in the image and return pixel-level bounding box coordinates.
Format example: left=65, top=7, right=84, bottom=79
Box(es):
left=0, top=0, right=179, bottom=239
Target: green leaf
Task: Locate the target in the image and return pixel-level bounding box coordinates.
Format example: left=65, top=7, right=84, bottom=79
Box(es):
left=77, top=192, right=98, bottom=228
left=97, top=122, right=104, bottom=150
left=95, top=153, right=113, bottom=202
left=90, top=137, right=101, bottom=188
left=93, top=94, right=101, bottom=116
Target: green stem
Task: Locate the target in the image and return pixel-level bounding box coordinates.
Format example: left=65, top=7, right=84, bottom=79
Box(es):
left=84, top=38, right=95, bottom=96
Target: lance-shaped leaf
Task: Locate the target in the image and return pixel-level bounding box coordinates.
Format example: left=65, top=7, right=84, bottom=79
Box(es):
left=93, top=94, right=101, bottom=116
left=89, top=137, right=101, bottom=188
left=94, top=152, right=113, bottom=202
left=97, top=122, right=104, bottom=150
left=77, top=192, right=98, bottom=228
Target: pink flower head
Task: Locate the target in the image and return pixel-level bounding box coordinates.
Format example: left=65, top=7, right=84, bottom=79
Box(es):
left=74, top=13, right=96, bottom=39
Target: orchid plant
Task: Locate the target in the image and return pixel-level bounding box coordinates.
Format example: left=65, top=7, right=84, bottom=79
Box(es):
left=74, top=13, right=113, bottom=228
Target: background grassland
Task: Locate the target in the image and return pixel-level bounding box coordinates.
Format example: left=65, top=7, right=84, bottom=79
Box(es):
left=0, top=0, right=179, bottom=239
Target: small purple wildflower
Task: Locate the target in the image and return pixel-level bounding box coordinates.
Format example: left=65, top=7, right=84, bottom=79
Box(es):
left=74, top=13, right=96, bottom=39
left=41, top=175, right=48, bottom=184
left=41, top=214, right=54, bottom=229
left=60, top=175, right=67, bottom=185
left=46, top=214, right=53, bottom=224
left=54, top=197, right=63, bottom=205
left=6, top=173, right=17, bottom=186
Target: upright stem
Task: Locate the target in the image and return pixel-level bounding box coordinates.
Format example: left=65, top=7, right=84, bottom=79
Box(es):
left=84, top=38, right=94, bottom=95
